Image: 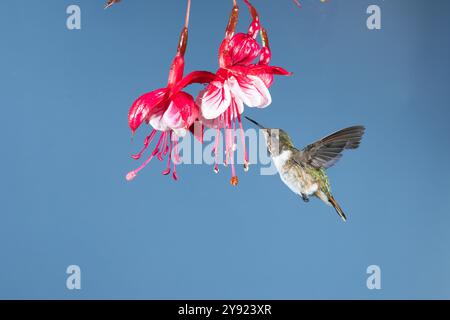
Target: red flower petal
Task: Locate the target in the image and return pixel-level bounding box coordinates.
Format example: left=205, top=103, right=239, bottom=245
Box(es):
left=229, top=33, right=261, bottom=66
left=259, top=46, right=271, bottom=66
left=257, top=73, right=274, bottom=88
left=247, top=65, right=291, bottom=87
left=219, top=38, right=234, bottom=68
left=128, top=88, right=170, bottom=133
left=248, top=65, right=292, bottom=76
left=167, top=54, right=185, bottom=87
left=173, top=71, right=216, bottom=94
left=171, top=91, right=198, bottom=128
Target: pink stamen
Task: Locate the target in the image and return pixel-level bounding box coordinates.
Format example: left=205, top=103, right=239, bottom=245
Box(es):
left=126, top=133, right=164, bottom=181
left=126, top=171, right=137, bottom=181
left=173, top=136, right=181, bottom=164
left=172, top=137, right=179, bottom=181
left=132, top=129, right=157, bottom=160
left=162, top=133, right=173, bottom=175
left=234, top=102, right=248, bottom=169
left=230, top=110, right=237, bottom=179
left=163, top=139, right=170, bottom=156
left=157, top=132, right=168, bottom=161
left=213, top=128, right=221, bottom=174
left=223, top=108, right=234, bottom=176
left=224, top=110, right=232, bottom=167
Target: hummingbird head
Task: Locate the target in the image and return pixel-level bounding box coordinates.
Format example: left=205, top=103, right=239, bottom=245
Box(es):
left=244, top=116, right=294, bottom=156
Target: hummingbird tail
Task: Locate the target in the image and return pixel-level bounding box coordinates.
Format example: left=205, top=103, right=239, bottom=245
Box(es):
left=328, top=194, right=347, bottom=222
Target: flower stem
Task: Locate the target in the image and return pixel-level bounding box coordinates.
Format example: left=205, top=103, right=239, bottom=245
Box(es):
left=177, top=0, right=191, bottom=56
left=225, top=0, right=239, bottom=39
left=185, top=0, right=191, bottom=29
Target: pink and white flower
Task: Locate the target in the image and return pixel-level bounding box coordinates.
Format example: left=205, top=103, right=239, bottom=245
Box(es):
left=126, top=0, right=215, bottom=181
left=196, top=0, right=291, bottom=185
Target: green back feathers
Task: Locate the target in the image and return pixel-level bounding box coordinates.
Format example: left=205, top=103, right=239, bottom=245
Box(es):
left=306, top=167, right=332, bottom=195
left=278, top=129, right=294, bottom=150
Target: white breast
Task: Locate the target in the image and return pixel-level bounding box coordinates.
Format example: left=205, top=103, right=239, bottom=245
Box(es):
left=272, top=150, right=319, bottom=196
left=272, top=150, right=300, bottom=194
left=272, top=150, right=292, bottom=172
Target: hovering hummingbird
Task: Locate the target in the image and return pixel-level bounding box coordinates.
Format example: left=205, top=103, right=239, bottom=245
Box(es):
left=245, top=116, right=365, bottom=222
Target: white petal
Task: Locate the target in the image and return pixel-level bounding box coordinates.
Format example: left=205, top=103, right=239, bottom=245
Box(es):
left=229, top=75, right=272, bottom=108
left=149, top=114, right=168, bottom=132
left=162, top=101, right=184, bottom=131
left=198, top=81, right=232, bottom=120
left=149, top=102, right=187, bottom=134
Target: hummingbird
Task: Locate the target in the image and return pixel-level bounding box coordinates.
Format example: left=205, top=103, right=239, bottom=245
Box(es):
left=245, top=116, right=365, bottom=222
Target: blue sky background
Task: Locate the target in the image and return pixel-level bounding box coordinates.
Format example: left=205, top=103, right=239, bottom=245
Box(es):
left=1, top=0, right=449, bottom=299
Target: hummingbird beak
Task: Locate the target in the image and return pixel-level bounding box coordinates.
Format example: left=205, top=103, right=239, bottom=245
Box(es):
left=244, top=116, right=266, bottom=130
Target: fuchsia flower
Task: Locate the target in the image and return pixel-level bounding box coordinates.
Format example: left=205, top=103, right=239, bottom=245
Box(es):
left=126, top=0, right=215, bottom=181
left=196, top=0, right=291, bottom=185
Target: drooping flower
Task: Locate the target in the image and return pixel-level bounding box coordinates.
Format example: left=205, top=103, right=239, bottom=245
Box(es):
left=126, top=0, right=215, bottom=181
left=196, top=0, right=291, bottom=186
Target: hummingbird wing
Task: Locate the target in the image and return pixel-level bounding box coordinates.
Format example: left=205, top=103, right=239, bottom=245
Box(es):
left=294, top=126, right=365, bottom=169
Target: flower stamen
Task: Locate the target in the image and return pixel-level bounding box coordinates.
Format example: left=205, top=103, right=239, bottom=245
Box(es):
left=171, top=134, right=181, bottom=181
left=126, top=133, right=165, bottom=181
left=131, top=129, right=157, bottom=160
left=162, top=132, right=173, bottom=175
left=234, top=102, right=249, bottom=170
left=213, top=127, right=221, bottom=173
left=157, top=132, right=166, bottom=161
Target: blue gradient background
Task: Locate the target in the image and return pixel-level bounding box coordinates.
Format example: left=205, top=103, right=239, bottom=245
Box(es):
left=1, top=0, right=449, bottom=299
